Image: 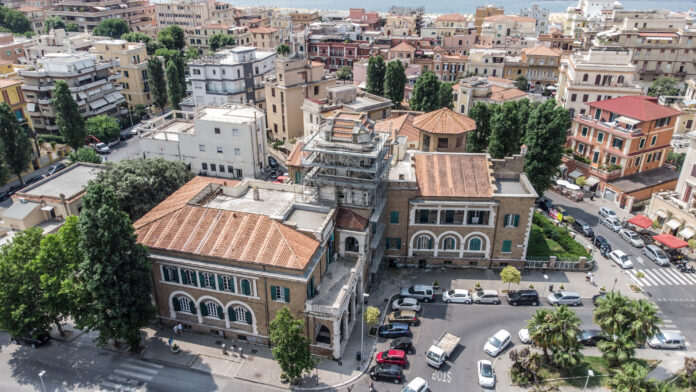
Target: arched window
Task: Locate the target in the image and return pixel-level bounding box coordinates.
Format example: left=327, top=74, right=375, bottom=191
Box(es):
left=241, top=279, right=252, bottom=296
left=582, top=73, right=588, bottom=82
left=468, top=237, right=482, bottom=251
left=594, top=74, right=601, bottom=85
left=230, top=306, right=252, bottom=325
left=178, top=297, right=191, bottom=312
left=220, top=275, right=234, bottom=292
left=205, top=301, right=219, bottom=317
left=345, top=237, right=359, bottom=253
left=182, top=269, right=197, bottom=286
left=443, top=236, right=457, bottom=250
left=417, top=235, right=433, bottom=249
left=201, top=272, right=214, bottom=288
left=617, top=75, right=624, bottom=84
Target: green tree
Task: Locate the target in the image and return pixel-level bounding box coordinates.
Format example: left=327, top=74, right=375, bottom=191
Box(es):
left=68, top=147, right=101, bottom=164
left=121, top=31, right=151, bottom=44
left=523, top=99, right=571, bottom=194
left=598, top=332, right=636, bottom=368
left=500, top=266, right=521, bottom=291
left=527, top=308, right=553, bottom=361
left=52, top=80, right=85, bottom=151
left=488, top=101, right=518, bottom=158
left=384, top=59, right=406, bottom=108
left=77, top=183, right=154, bottom=350
left=94, top=158, right=194, bottom=220
left=147, top=57, right=167, bottom=114
left=364, top=305, right=380, bottom=328
left=93, top=18, right=130, bottom=38
left=647, top=76, right=681, bottom=97
left=606, top=362, right=654, bottom=392
left=209, top=34, right=235, bottom=52
left=276, top=43, right=290, bottom=56
left=0, top=102, right=33, bottom=186
left=548, top=305, right=583, bottom=368
left=166, top=60, right=183, bottom=110
left=336, top=65, right=353, bottom=81
left=515, top=99, right=533, bottom=141
left=438, top=81, right=454, bottom=110
left=410, top=71, right=441, bottom=112
left=85, top=115, right=120, bottom=143
left=366, top=56, right=386, bottom=96
left=628, top=299, right=662, bottom=345
left=0, top=6, right=32, bottom=33
left=65, top=22, right=79, bottom=32
left=514, top=75, right=529, bottom=91
left=466, top=102, right=492, bottom=153
left=666, top=151, right=685, bottom=170
left=269, top=307, right=317, bottom=384
left=133, top=104, right=148, bottom=120
left=185, top=47, right=200, bottom=61
left=43, top=16, right=65, bottom=32
left=158, top=25, right=185, bottom=51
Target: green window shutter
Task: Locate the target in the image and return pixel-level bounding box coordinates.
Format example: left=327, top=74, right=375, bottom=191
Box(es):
left=428, top=238, right=433, bottom=249
left=242, top=280, right=251, bottom=295
left=200, top=302, right=208, bottom=317
left=245, top=310, right=252, bottom=325
left=181, top=270, right=188, bottom=285
left=514, top=214, right=520, bottom=227
left=217, top=275, right=224, bottom=291
left=385, top=238, right=391, bottom=248
left=172, top=297, right=181, bottom=311
left=217, top=305, right=224, bottom=320
left=284, top=287, right=290, bottom=303
left=190, top=299, right=197, bottom=315
left=502, top=240, right=512, bottom=253
left=390, top=211, right=399, bottom=224
left=162, top=266, right=170, bottom=282
left=191, top=272, right=197, bottom=286
left=229, top=307, right=237, bottom=322
left=396, top=238, right=401, bottom=249
left=210, top=274, right=217, bottom=290
left=172, top=267, right=179, bottom=283
left=230, top=278, right=235, bottom=293
left=199, top=272, right=206, bottom=287
left=270, top=285, right=277, bottom=300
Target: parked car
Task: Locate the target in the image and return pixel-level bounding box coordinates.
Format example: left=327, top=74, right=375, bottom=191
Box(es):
left=378, top=323, right=412, bottom=339
left=442, top=289, right=472, bottom=304
left=0, top=191, right=8, bottom=202
left=593, top=235, right=612, bottom=254
left=620, top=229, right=645, bottom=247
left=506, top=289, right=540, bottom=306
left=376, top=349, right=407, bottom=366
left=130, top=128, right=139, bottom=136
left=370, top=363, right=404, bottom=384
left=643, top=244, right=671, bottom=266
left=536, top=197, right=553, bottom=212
left=392, top=297, right=421, bottom=312
left=578, top=329, right=607, bottom=346
left=387, top=310, right=419, bottom=325
left=609, top=250, right=634, bottom=269
left=390, top=338, right=414, bottom=354
left=603, top=216, right=622, bottom=232
left=24, top=176, right=42, bottom=185
left=107, top=138, right=120, bottom=148
left=483, top=329, right=512, bottom=357
left=401, top=377, right=429, bottom=392
left=548, top=291, right=582, bottom=306
left=518, top=328, right=531, bottom=344
left=46, top=162, right=66, bottom=176
left=400, top=285, right=435, bottom=302
left=648, top=332, right=685, bottom=350
left=599, top=207, right=618, bottom=219
left=473, top=289, right=501, bottom=304
left=477, top=359, right=496, bottom=388
left=7, top=184, right=22, bottom=196
left=95, top=142, right=111, bottom=154
left=592, top=292, right=606, bottom=306
left=268, top=156, right=279, bottom=169
left=572, top=219, right=595, bottom=237
left=554, top=206, right=573, bottom=222
left=11, top=333, right=50, bottom=348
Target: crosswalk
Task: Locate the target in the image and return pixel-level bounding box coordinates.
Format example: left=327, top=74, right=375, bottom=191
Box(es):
left=627, top=268, right=696, bottom=287
left=98, top=359, right=162, bottom=391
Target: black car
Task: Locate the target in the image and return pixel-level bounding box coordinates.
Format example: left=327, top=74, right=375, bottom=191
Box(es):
left=268, top=156, right=279, bottom=169
left=572, top=220, right=595, bottom=237
left=506, top=289, right=540, bottom=306
left=578, top=329, right=607, bottom=346
left=11, top=333, right=50, bottom=348
left=24, top=176, right=42, bottom=185
left=0, top=191, right=8, bottom=202
left=390, top=338, right=414, bottom=354
left=46, top=162, right=66, bottom=177
left=592, top=292, right=606, bottom=306
left=593, top=236, right=612, bottom=254
left=378, top=323, right=412, bottom=339
left=536, top=197, right=553, bottom=212
left=370, top=363, right=404, bottom=383
left=7, top=184, right=23, bottom=196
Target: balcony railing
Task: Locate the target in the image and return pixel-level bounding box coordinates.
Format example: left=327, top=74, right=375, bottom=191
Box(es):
left=562, top=154, right=622, bottom=179
left=576, top=115, right=642, bottom=137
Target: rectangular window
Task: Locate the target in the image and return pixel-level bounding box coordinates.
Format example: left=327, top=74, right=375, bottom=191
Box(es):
left=219, top=165, right=225, bottom=172
left=577, top=144, right=584, bottom=154
left=611, top=137, right=623, bottom=150
left=650, top=135, right=657, bottom=146
left=570, top=93, right=577, bottom=102
left=216, top=146, right=223, bottom=153
left=214, top=127, right=220, bottom=134
left=389, top=211, right=399, bottom=224
left=270, top=285, right=290, bottom=303
left=580, top=126, right=588, bottom=137
left=386, top=237, right=402, bottom=250
left=201, top=162, right=208, bottom=170
left=313, top=86, right=319, bottom=95
left=592, top=151, right=599, bottom=163
left=232, top=129, right=239, bottom=136
left=655, top=151, right=662, bottom=161
left=634, top=156, right=641, bottom=167
left=501, top=240, right=512, bottom=253
left=638, top=138, right=645, bottom=149
left=647, top=153, right=653, bottom=163
left=234, top=148, right=241, bottom=155
left=199, top=144, right=206, bottom=151
left=596, top=132, right=604, bottom=142
left=582, top=94, right=589, bottom=103
left=210, top=163, right=216, bottom=171
left=228, top=165, right=234, bottom=172
left=504, top=214, right=520, bottom=227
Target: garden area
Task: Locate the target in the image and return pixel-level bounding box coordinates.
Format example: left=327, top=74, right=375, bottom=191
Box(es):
left=527, top=212, right=591, bottom=260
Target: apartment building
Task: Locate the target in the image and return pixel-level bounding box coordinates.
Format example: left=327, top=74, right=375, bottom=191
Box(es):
left=383, top=14, right=418, bottom=37
left=306, top=24, right=372, bottom=70
left=441, top=29, right=477, bottom=56
left=155, top=0, right=234, bottom=29
left=454, top=76, right=529, bottom=116
left=188, top=46, right=276, bottom=110
left=17, top=6, right=45, bottom=34
left=474, top=5, right=504, bottom=35
left=265, top=54, right=336, bottom=141
left=90, top=40, right=153, bottom=110
left=186, top=24, right=251, bottom=53
left=659, top=78, right=696, bottom=134
left=563, top=95, right=682, bottom=209
left=52, top=0, right=153, bottom=33
left=138, top=105, right=266, bottom=179
left=19, top=51, right=125, bottom=134
left=0, top=78, right=32, bottom=131
left=434, top=13, right=470, bottom=37
left=557, top=47, right=643, bottom=116
left=249, top=27, right=280, bottom=50
left=503, top=46, right=561, bottom=92
left=479, top=15, right=537, bottom=47
left=23, top=29, right=93, bottom=64
left=431, top=47, right=468, bottom=82
left=348, top=9, right=379, bottom=31
left=538, top=28, right=576, bottom=54
left=0, top=33, right=30, bottom=63
left=520, top=4, right=550, bottom=34
left=465, top=48, right=506, bottom=78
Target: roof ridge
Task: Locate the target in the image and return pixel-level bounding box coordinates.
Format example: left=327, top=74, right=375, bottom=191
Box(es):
left=193, top=208, right=224, bottom=255
left=271, top=221, right=301, bottom=269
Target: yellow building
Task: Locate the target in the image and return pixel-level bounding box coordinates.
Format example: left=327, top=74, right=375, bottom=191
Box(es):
left=0, top=60, right=14, bottom=76
left=90, top=40, right=154, bottom=110
left=249, top=27, right=281, bottom=50
left=0, top=78, right=32, bottom=130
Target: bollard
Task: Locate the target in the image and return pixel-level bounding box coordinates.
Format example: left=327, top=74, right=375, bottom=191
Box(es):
left=222, top=343, right=226, bottom=355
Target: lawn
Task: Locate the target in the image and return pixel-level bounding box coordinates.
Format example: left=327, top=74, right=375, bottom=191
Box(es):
left=538, top=356, right=657, bottom=388
left=526, top=212, right=591, bottom=260
left=527, top=225, right=566, bottom=258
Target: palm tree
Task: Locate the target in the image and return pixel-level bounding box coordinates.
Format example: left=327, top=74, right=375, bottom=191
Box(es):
left=606, top=362, right=653, bottom=392
left=651, top=381, right=677, bottom=392
left=629, top=299, right=662, bottom=346
left=594, top=291, right=631, bottom=335
left=527, top=309, right=553, bottom=361
left=548, top=305, right=583, bottom=369
left=598, top=332, right=637, bottom=367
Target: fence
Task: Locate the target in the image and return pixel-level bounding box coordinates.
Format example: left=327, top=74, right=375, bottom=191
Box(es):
left=524, top=256, right=594, bottom=271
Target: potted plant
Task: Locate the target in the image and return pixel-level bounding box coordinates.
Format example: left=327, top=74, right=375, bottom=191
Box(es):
left=280, top=373, right=289, bottom=384
left=528, top=284, right=534, bottom=289
left=432, top=280, right=440, bottom=290
left=474, top=282, right=482, bottom=292
left=559, top=284, right=565, bottom=290
left=599, top=286, right=606, bottom=293
left=170, top=343, right=180, bottom=353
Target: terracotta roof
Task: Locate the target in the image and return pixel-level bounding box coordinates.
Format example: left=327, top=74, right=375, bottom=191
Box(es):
left=549, top=28, right=562, bottom=34
left=390, top=41, right=416, bottom=52
left=335, top=208, right=368, bottom=230
left=588, top=95, right=682, bottom=122
left=487, top=76, right=514, bottom=86
left=413, top=108, right=476, bottom=135
left=200, top=23, right=230, bottom=29
left=415, top=154, right=492, bottom=198
left=489, top=87, right=528, bottom=102
left=0, top=78, right=21, bottom=88
left=18, top=6, right=42, bottom=12
left=437, top=13, right=468, bottom=22
left=286, top=141, right=306, bottom=167
left=638, top=32, right=678, bottom=38
left=134, top=176, right=319, bottom=271
left=484, top=15, right=536, bottom=23
left=522, top=45, right=561, bottom=57
left=250, top=27, right=278, bottom=34
left=375, top=113, right=419, bottom=142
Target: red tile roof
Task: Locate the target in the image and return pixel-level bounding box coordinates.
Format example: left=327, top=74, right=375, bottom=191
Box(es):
left=522, top=45, right=561, bottom=57
left=588, top=95, right=682, bottom=121
left=437, top=13, right=468, bottom=22
left=286, top=141, right=306, bottom=167
left=415, top=154, right=492, bottom=198
left=335, top=208, right=368, bottom=231
left=413, top=108, right=476, bottom=135
left=375, top=113, right=419, bottom=142
left=250, top=27, right=278, bottom=34
left=390, top=41, right=416, bottom=52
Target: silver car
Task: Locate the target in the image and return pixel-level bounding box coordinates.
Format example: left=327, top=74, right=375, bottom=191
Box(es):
left=619, top=229, right=644, bottom=247
left=472, top=290, right=501, bottom=304
left=547, top=291, right=582, bottom=306
left=603, top=217, right=622, bottom=232
left=643, top=244, right=670, bottom=266
left=648, top=332, right=685, bottom=349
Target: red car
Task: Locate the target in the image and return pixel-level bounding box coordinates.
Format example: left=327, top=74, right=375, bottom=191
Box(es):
left=375, top=349, right=407, bottom=366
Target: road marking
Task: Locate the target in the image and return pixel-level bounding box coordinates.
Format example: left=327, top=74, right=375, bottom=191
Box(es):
left=113, top=369, right=153, bottom=381
left=128, top=359, right=163, bottom=369
left=636, top=256, right=645, bottom=265
left=99, top=381, right=138, bottom=391
left=654, top=269, right=681, bottom=285
left=643, top=269, right=666, bottom=285
left=120, top=363, right=158, bottom=374
left=663, top=269, right=689, bottom=285
left=627, top=270, right=646, bottom=286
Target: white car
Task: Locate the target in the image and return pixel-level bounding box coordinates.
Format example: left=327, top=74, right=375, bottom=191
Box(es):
left=518, top=328, right=531, bottom=344
left=442, top=289, right=472, bottom=304
left=620, top=229, right=644, bottom=248
left=609, top=250, right=634, bottom=269
left=603, top=216, right=622, bottom=232
left=401, top=377, right=429, bottom=392
left=648, top=332, right=685, bottom=350
left=643, top=244, right=670, bottom=266
left=599, top=207, right=618, bottom=219
left=94, top=142, right=111, bottom=154
left=483, top=329, right=511, bottom=357
left=392, top=297, right=421, bottom=312
left=477, top=359, right=496, bottom=388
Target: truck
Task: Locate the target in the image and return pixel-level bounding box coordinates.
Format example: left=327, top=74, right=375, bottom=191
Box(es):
left=425, top=332, right=460, bottom=368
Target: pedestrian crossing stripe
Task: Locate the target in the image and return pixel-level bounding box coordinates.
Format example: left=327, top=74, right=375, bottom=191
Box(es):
left=99, top=360, right=161, bottom=391
left=629, top=268, right=696, bottom=286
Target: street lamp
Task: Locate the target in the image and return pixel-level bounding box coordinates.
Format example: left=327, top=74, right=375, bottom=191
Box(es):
left=38, top=370, right=46, bottom=392
left=583, top=369, right=594, bottom=391
left=542, top=274, right=549, bottom=297
left=612, top=277, right=618, bottom=292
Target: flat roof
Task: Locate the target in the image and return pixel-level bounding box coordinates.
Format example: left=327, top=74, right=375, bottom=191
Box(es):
left=285, top=208, right=329, bottom=231
left=161, top=120, right=194, bottom=134
left=607, top=167, right=679, bottom=193
left=198, top=106, right=263, bottom=124
left=2, top=200, right=40, bottom=220
left=20, top=163, right=104, bottom=199
left=205, top=187, right=296, bottom=217
left=494, top=178, right=527, bottom=195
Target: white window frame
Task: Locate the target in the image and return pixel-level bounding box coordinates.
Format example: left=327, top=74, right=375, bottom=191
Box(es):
left=202, top=272, right=213, bottom=288
left=273, top=286, right=285, bottom=302
left=178, top=297, right=191, bottom=312
left=233, top=307, right=246, bottom=323
left=416, top=235, right=431, bottom=250
left=184, top=269, right=196, bottom=286
left=205, top=301, right=218, bottom=317
left=216, top=146, right=223, bottom=153
left=443, top=236, right=456, bottom=250
left=234, top=148, right=241, bottom=155
left=199, top=144, right=206, bottom=152
left=221, top=275, right=232, bottom=291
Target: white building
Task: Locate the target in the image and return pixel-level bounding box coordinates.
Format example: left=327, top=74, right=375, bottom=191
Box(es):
left=556, top=47, right=642, bottom=116
left=23, top=29, right=94, bottom=64
left=187, top=47, right=276, bottom=111
left=520, top=4, right=550, bottom=34
left=138, top=105, right=267, bottom=179
left=465, top=48, right=506, bottom=78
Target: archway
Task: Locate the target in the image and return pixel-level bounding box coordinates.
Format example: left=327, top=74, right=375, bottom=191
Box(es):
left=345, top=236, right=359, bottom=253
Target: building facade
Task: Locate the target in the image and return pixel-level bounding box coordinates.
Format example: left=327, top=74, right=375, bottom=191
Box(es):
left=52, top=0, right=153, bottom=33
left=465, top=48, right=506, bottom=78
left=520, top=4, right=550, bottom=34
left=454, top=76, right=529, bottom=116
left=503, top=46, right=561, bottom=93
left=249, top=27, right=281, bottom=50
left=154, top=0, right=232, bottom=29
left=474, top=5, right=504, bottom=35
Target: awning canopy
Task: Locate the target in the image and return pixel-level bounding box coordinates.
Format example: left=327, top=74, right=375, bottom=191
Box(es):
left=628, top=214, right=652, bottom=229
left=568, top=169, right=583, bottom=179
left=655, top=210, right=667, bottom=218
left=665, top=218, right=681, bottom=230
left=89, top=98, right=108, bottom=110
left=679, top=227, right=695, bottom=240
left=40, top=205, right=54, bottom=212
left=653, top=234, right=688, bottom=249
left=585, top=176, right=600, bottom=187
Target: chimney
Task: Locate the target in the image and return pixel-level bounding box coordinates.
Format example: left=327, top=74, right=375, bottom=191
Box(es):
left=252, top=186, right=260, bottom=201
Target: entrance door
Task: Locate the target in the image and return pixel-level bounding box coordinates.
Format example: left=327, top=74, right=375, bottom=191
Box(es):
left=603, top=188, right=616, bottom=202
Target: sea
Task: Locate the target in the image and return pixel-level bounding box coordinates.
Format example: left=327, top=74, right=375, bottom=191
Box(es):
left=227, top=0, right=695, bottom=15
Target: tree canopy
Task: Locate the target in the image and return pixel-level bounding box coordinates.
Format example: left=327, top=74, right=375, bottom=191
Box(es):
left=269, top=307, right=317, bottom=384
left=647, top=76, right=681, bottom=97
left=158, top=26, right=185, bottom=51
left=336, top=65, right=353, bottom=81
left=166, top=60, right=183, bottom=110
left=500, top=266, right=521, bottom=291
left=93, top=19, right=130, bottom=38
left=185, top=47, right=201, bottom=61
left=85, top=115, right=120, bottom=143
left=52, top=80, right=85, bottom=151
left=0, top=6, right=32, bottom=34
left=0, top=102, right=33, bottom=186
left=68, top=147, right=102, bottom=164
left=209, top=34, right=235, bottom=52
left=409, top=71, right=441, bottom=112
left=384, top=59, right=406, bottom=108
left=147, top=57, right=167, bottom=114
left=527, top=306, right=583, bottom=369
left=514, top=75, right=529, bottom=92
left=466, top=102, right=492, bottom=153
left=366, top=56, right=386, bottom=96
left=276, top=44, right=290, bottom=56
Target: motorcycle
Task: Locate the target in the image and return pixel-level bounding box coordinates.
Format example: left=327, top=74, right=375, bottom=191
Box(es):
left=678, top=264, right=695, bottom=273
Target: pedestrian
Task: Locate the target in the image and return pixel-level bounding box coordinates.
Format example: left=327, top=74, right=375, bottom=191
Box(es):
left=172, top=324, right=178, bottom=334
left=222, top=343, right=226, bottom=355
left=176, top=323, right=183, bottom=335
left=239, top=346, right=244, bottom=359
left=590, top=275, right=595, bottom=286
left=369, top=380, right=375, bottom=392
left=168, top=337, right=174, bottom=346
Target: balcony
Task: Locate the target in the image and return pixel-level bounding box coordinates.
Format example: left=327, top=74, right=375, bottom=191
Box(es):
left=305, top=254, right=365, bottom=318
left=576, top=115, right=642, bottom=137
left=562, top=154, right=622, bottom=180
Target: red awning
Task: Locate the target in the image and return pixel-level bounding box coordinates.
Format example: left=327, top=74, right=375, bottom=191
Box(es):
left=628, top=214, right=652, bottom=229
left=653, top=234, right=688, bottom=249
